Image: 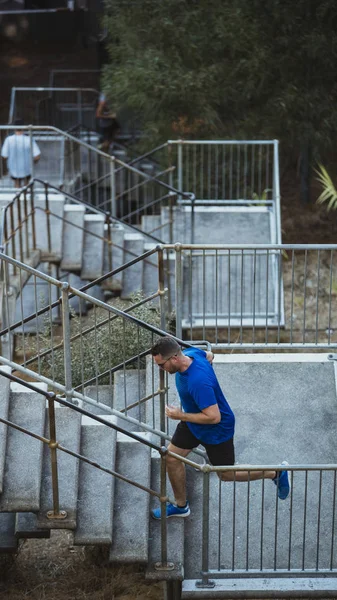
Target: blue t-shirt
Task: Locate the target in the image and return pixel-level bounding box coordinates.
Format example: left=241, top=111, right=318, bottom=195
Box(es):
left=175, top=348, right=235, bottom=445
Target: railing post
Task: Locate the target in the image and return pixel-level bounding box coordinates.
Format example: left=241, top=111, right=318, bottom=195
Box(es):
left=110, top=157, right=117, bottom=217
left=175, top=244, right=183, bottom=339
left=61, top=282, right=73, bottom=403
left=46, top=392, right=67, bottom=521
left=16, top=191, right=24, bottom=263
left=155, top=447, right=174, bottom=573
left=29, top=125, right=35, bottom=180
left=191, top=196, right=195, bottom=245
left=44, top=182, right=52, bottom=256
left=30, top=182, right=37, bottom=251
left=158, top=247, right=167, bottom=332
left=177, top=141, right=183, bottom=198
left=196, top=468, right=215, bottom=589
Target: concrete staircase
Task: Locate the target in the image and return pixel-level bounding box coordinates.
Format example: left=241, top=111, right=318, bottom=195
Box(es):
left=1, top=354, right=337, bottom=597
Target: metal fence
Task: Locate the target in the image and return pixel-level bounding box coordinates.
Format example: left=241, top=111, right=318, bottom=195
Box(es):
left=9, top=87, right=99, bottom=131
left=0, top=127, right=194, bottom=239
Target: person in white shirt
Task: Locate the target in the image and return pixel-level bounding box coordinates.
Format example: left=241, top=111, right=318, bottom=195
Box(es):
left=1, top=119, right=41, bottom=188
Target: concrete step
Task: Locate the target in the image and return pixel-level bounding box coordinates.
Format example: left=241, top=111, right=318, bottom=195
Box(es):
left=83, top=385, right=114, bottom=417
left=73, top=417, right=117, bottom=545
left=121, top=233, right=144, bottom=299
left=0, top=513, right=17, bottom=553
left=146, top=452, right=184, bottom=581
left=141, top=215, right=162, bottom=236
left=14, top=262, right=60, bottom=333
left=142, top=243, right=159, bottom=301
left=84, top=284, right=105, bottom=308
left=0, top=382, right=46, bottom=512
left=0, top=367, right=12, bottom=494
left=37, top=407, right=82, bottom=530
left=34, top=194, right=65, bottom=261
left=102, top=225, right=125, bottom=292
left=60, top=204, right=85, bottom=271
left=81, top=214, right=105, bottom=280
left=109, top=433, right=151, bottom=564
left=15, top=512, right=50, bottom=540
left=113, top=369, right=146, bottom=432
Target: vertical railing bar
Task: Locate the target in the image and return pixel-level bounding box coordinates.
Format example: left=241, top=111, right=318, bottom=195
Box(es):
left=208, top=143, right=211, bottom=200
left=277, top=249, right=282, bottom=345
left=315, top=249, right=321, bottom=345
left=252, top=249, right=256, bottom=345
left=61, top=282, right=72, bottom=399
left=232, top=474, right=236, bottom=571
left=260, top=475, right=265, bottom=571
left=137, top=326, right=141, bottom=423
left=44, top=182, right=52, bottom=255
left=265, top=249, right=269, bottom=344
left=222, top=144, right=226, bottom=200
left=160, top=451, right=168, bottom=566
left=274, top=484, right=279, bottom=571
left=24, top=189, right=29, bottom=256
left=17, top=193, right=24, bottom=263
left=246, top=472, right=250, bottom=571
left=108, top=311, right=113, bottom=391
left=203, top=249, right=206, bottom=341
left=258, top=144, right=262, bottom=196
left=244, top=143, right=247, bottom=200
left=218, top=480, right=222, bottom=571
left=240, top=249, right=244, bottom=344
left=303, top=249, right=308, bottom=345
left=19, top=268, right=26, bottom=366
left=288, top=469, right=294, bottom=571
left=34, top=274, right=41, bottom=373
left=123, top=318, right=127, bottom=414
left=48, top=281, right=55, bottom=383
left=229, top=145, right=233, bottom=200
left=328, top=250, right=333, bottom=345
left=201, top=470, right=211, bottom=585
left=302, top=470, right=308, bottom=571
left=330, top=469, right=336, bottom=570
left=316, top=469, right=323, bottom=570
left=228, top=249, right=231, bottom=346
left=251, top=144, right=255, bottom=200
left=175, top=246, right=182, bottom=339
left=237, top=144, right=240, bottom=200
left=189, top=250, right=193, bottom=339
left=47, top=394, right=62, bottom=517
left=215, top=249, right=219, bottom=343
left=93, top=303, right=100, bottom=397
left=290, top=250, right=295, bottom=346
left=200, top=144, right=204, bottom=200
left=10, top=204, right=16, bottom=267
left=3, top=260, right=12, bottom=360
left=215, top=143, right=219, bottom=200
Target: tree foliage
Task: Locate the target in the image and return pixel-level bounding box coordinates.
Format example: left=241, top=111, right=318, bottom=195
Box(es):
left=103, top=0, right=337, bottom=162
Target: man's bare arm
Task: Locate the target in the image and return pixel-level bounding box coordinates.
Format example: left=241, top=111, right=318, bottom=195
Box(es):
left=165, top=403, right=220, bottom=424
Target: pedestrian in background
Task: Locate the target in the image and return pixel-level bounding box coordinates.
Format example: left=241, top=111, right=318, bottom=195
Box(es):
left=1, top=119, right=41, bottom=189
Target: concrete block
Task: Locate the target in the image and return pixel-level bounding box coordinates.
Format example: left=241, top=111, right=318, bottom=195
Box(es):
left=121, top=233, right=144, bottom=299
left=113, top=370, right=146, bottom=432
left=14, top=262, right=59, bottom=333
left=0, top=513, right=17, bottom=553
left=102, top=225, right=125, bottom=291
left=15, top=512, right=50, bottom=539
left=109, top=435, right=151, bottom=563
left=0, top=367, right=11, bottom=493
left=81, top=215, right=105, bottom=280
left=74, top=421, right=117, bottom=545
left=0, top=383, right=46, bottom=512
left=83, top=385, right=114, bottom=416
left=37, top=407, right=82, bottom=529
left=61, top=204, right=85, bottom=271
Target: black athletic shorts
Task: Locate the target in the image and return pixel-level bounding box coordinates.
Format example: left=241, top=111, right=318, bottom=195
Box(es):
left=171, top=421, right=235, bottom=466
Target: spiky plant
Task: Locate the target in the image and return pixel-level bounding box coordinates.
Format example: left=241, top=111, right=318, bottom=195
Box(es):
left=316, top=164, right=337, bottom=212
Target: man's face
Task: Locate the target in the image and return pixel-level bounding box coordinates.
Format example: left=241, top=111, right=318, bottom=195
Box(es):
left=154, top=353, right=179, bottom=374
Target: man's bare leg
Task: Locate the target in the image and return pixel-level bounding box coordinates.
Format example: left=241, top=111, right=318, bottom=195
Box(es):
left=220, top=469, right=276, bottom=482
left=166, top=443, right=191, bottom=505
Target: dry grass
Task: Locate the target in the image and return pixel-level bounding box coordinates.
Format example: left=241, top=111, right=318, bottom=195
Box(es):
left=0, top=531, right=163, bottom=600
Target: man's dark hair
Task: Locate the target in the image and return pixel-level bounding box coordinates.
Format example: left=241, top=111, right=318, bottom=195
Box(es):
left=151, top=337, right=181, bottom=358
left=13, top=118, right=24, bottom=127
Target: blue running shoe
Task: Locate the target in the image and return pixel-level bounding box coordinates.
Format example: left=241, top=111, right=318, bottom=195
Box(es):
left=151, top=501, right=190, bottom=520
left=273, top=461, right=290, bottom=500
